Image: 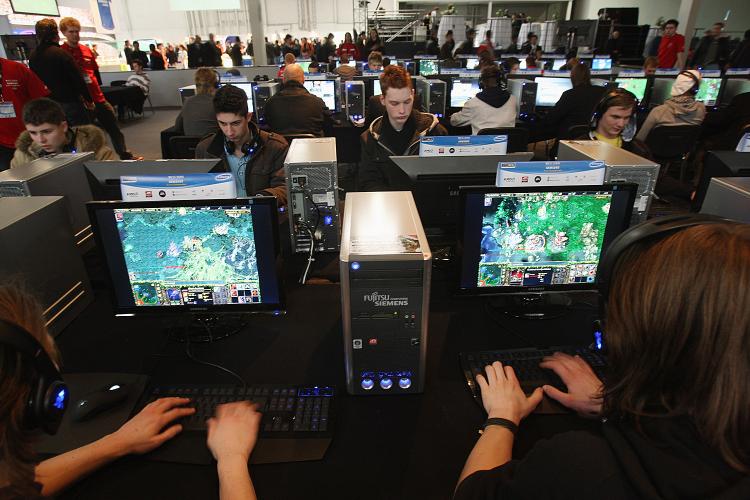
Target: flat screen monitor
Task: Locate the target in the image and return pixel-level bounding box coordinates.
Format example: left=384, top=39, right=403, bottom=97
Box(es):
left=336, top=59, right=355, bottom=68
left=303, top=80, right=337, bottom=110
left=591, top=58, right=612, bottom=71
left=695, top=77, right=722, bottom=107
left=615, top=77, right=648, bottom=102
left=88, top=198, right=283, bottom=314
left=298, top=61, right=312, bottom=73
left=518, top=59, right=527, bottom=70
left=534, top=77, right=573, bottom=107
left=419, top=60, right=439, bottom=76
left=450, top=78, right=480, bottom=107
left=457, top=184, right=636, bottom=294
left=373, top=79, right=381, bottom=96
left=552, top=58, right=566, bottom=70
left=224, top=83, right=255, bottom=113
left=465, top=58, right=480, bottom=70
left=11, top=0, right=59, bottom=15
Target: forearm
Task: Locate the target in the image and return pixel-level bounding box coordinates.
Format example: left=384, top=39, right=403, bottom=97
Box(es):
left=457, top=426, right=514, bottom=487
left=35, top=432, right=127, bottom=496
left=217, top=457, right=256, bottom=500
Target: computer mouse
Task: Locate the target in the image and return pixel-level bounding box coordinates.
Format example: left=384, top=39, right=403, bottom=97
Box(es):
left=70, top=384, right=129, bottom=423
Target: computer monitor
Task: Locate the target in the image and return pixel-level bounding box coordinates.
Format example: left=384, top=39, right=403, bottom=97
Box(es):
left=552, top=58, right=566, bottom=70
left=695, top=77, right=723, bottom=107
left=457, top=184, right=636, bottom=297
left=373, top=78, right=381, bottom=96
left=615, top=77, right=648, bottom=102
left=465, top=58, right=479, bottom=70
left=88, top=197, right=284, bottom=314
left=450, top=77, right=480, bottom=107
left=224, top=82, right=255, bottom=113
left=336, top=59, right=355, bottom=68
left=518, top=58, right=527, bottom=70
left=303, top=80, right=337, bottom=110
left=298, top=60, right=312, bottom=73
left=419, top=59, right=439, bottom=76
left=84, top=159, right=223, bottom=200
left=591, top=58, right=612, bottom=71
left=721, top=77, right=750, bottom=104
left=534, top=77, right=573, bottom=107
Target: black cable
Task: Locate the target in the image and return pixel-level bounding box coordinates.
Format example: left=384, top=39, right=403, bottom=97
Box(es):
left=482, top=299, right=533, bottom=345
left=184, top=322, right=247, bottom=389
left=299, top=226, right=315, bottom=284
left=302, top=187, right=322, bottom=233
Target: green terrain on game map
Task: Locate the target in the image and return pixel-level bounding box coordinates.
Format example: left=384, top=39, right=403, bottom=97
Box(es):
left=478, top=192, right=610, bottom=286
left=117, top=208, right=259, bottom=305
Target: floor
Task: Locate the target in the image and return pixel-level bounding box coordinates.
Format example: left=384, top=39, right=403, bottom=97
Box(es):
left=118, top=108, right=180, bottom=159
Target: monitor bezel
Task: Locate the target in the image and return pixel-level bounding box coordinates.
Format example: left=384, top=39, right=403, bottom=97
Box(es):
left=455, top=184, right=636, bottom=296
left=87, top=197, right=286, bottom=315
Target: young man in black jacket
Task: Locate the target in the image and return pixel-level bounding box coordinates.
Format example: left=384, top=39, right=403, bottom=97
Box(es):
left=28, top=18, right=92, bottom=126
left=358, top=65, right=447, bottom=191
left=194, top=85, right=288, bottom=208
left=264, top=64, right=330, bottom=137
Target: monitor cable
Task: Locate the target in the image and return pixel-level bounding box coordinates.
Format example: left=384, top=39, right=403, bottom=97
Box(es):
left=184, top=322, right=248, bottom=389
left=298, top=187, right=322, bottom=285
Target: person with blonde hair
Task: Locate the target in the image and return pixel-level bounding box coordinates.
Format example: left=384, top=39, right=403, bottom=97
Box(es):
left=174, top=67, right=220, bottom=137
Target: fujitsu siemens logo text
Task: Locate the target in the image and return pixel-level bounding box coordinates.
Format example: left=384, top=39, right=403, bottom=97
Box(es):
left=363, top=292, right=408, bottom=306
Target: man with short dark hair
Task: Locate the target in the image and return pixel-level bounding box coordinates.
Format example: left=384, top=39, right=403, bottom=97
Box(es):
left=690, top=22, right=729, bottom=69
left=149, top=43, right=165, bottom=70
left=449, top=65, right=516, bottom=135
left=264, top=64, right=330, bottom=137
left=658, top=19, right=685, bottom=68
left=11, top=97, right=115, bottom=168
left=521, top=32, right=538, bottom=54
left=454, top=29, right=477, bottom=56
left=28, top=18, right=93, bottom=126
left=282, top=34, right=300, bottom=57
left=123, top=40, right=134, bottom=65
left=440, top=30, right=455, bottom=59
left=194, top=85, right=288, bottom=206
left=130, top=41, right=149, bottom=68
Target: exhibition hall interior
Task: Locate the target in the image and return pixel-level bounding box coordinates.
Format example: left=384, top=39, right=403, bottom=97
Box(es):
left=0, top=0, right=749, bottom=497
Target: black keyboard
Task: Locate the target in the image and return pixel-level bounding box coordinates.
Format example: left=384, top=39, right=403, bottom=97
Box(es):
left=138, top=384, right=335, bottom=465
left=459, top=347, right=606, bottom=411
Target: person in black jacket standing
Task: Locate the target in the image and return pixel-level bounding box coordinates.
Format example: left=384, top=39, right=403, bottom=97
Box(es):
left=28, top=19, right=92, bottom=126
left=358, top=65, right=447, bottom=191
left=689, top=22, right=730, bottom=69
left=264, top=64, right=331, bottom=137
left=130, top=41, right=149, bottom=68
left=440, top=30, right=456, bottom=60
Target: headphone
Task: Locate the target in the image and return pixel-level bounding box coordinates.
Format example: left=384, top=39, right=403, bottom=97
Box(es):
left=0, top=319, right=68, bottom=434
left=224, top=121, right=262, bottom=158
left=677, top=70, right=700, bottom=95
left=589, top=88, right=639, bottom=142
left=592, top=213, right=733, bottom=352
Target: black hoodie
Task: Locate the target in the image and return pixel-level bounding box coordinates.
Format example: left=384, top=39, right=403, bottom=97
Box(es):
left=454, top=417, right=750, bottom=500
left=475, top=87, right=511, bottom=108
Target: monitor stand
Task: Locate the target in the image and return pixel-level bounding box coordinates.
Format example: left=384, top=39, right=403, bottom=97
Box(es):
left=165, top=313, right=249, bottom=343
left=488, top=293, right=573, bottom=320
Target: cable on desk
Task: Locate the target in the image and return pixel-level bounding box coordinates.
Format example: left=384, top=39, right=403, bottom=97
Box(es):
left=482, top=299, right=533, bottom=345
left=184, top=324, right=247, bottom=389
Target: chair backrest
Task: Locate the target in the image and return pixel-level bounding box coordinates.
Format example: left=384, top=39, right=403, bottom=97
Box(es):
left=110, top=80, right=127, bottom=87
left=644, top=125, right=703, bottom=160
left=476, top=127, right=529, bottom=153
left=168, top=136, right=203, bottom=159
left=566, top=124, right=590, bottom=140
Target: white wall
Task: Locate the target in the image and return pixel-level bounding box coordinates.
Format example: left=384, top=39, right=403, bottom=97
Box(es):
left=573, top=0, right=681, bottom=26
left=695, top=0, right=750, bottom=33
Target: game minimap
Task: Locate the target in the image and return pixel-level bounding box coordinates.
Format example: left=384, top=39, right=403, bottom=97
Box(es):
left=478, top=191, right=612, bottom=287
left=114, top=206, right=262, bottom=306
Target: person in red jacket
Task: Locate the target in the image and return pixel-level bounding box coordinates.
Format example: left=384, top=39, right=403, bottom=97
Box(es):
left=657, top=19, right=686, bottom=68
left=337, top=32, right=360, bottom=61
left=0, top=57, right=49, bottom=170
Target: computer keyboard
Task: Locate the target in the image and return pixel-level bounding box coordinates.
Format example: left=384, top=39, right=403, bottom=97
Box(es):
left=459, top=347, right=606, bottom=413
left=138, top=383, right=335, bottom=464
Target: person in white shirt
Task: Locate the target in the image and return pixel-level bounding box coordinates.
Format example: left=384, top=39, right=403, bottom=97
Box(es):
left=450, top=65, right=517, bottom=135
left=125, top=60, right=151, bottom=96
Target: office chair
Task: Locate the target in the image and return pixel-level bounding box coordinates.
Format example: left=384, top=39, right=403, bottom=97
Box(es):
left=477, top=127, right=529, bottom=153
left=644, top=125, right=703, bottom=181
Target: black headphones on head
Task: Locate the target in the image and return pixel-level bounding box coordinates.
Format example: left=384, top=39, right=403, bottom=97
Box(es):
left=0, top=319, right=68, bottom=434
left=589, top=88, right=639, bottom=141
left=592, top=213, right=732, bottom=352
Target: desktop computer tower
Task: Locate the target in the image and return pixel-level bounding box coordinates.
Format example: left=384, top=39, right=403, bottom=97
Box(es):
left=0, top=152, right=95, bottom=252
left=558, top=140, right=660, bottom=224
left=343, top=80, right=366, bottom=125
left=507, top=79, right=537, bottom=119
left=0, top=196, right=93, bottom=336
left=340, top=191, right=432, bottom=395
left=416, top=78, right=446, bottom=118
left=252, top=82, right=280, bottom=124
left=284, top=137, right=340, bottom=253
left=695, top=151, right=750, bottom=208
left=700, top=177, right=750, bottom=223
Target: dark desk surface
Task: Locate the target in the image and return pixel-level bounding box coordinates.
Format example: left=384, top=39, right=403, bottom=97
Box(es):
left=57, top=260, right=599, bottom=499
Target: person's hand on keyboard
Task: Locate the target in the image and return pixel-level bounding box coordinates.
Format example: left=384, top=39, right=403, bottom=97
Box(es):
left=206, top=401, right=262, bottom=463
left=111, top=397, right=195, bottom=454
left=539, top=353, right=603, bottom=417
left=476, top=361, right=544, bottom=424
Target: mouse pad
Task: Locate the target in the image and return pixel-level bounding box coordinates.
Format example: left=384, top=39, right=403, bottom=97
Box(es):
left=34, top=372, right=149, bottom=456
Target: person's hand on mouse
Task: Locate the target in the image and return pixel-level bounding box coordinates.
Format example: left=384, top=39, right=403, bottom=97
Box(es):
left=206, top=401, right=262, bottom=464
left=539, top=352, right=603, bottom=417
left=476, top=361, right=543, bottom=425
left=110, top=397, right=195, bottom=454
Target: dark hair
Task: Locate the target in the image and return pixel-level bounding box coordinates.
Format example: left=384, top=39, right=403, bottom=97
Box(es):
left=380, top=65, right=412, bottom=96
left=22, top=98, right=66, bottom=126
left=525, top=55, right=536, bottom=68
left=604, top=223, right=750, bottom=473
left=480, top=64, right=501, bottom=85
left=467, top=28, right=476, bottom=36
left=149, top=44, right=156, bottom=51
left=213, top=84, right=249, bottom=116
left=133, top=41, right=140, bottom=47
left=664, top=19, right=679, bottom=27
left=570, top=62, right=591, bottom=87
left=34, top=18, right=59, bottom=43
left=527, top=32, right=537, bottom=40
left=485, top=30, right=492, bottom=38
left=0, top=283, right=59, bottom=498
left=446, top=30, right=453, bottom=36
